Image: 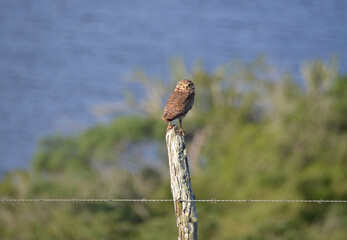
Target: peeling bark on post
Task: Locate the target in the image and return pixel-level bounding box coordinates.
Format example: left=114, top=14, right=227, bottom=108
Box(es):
left=165, top=126, right=198, bottom=240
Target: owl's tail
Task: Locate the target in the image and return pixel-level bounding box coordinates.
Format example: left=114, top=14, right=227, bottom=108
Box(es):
left=161, top=115, right=169, bottom=123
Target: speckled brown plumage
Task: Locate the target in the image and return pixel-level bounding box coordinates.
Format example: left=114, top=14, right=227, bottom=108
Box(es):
left=161, top=79, right=195, bottom=135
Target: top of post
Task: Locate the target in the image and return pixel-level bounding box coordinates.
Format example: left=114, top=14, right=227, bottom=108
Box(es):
left=166, top=126, right=185, bottom=142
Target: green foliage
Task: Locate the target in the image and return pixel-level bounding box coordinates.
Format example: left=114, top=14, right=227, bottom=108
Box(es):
left=1, top=58, right=347, bottom=239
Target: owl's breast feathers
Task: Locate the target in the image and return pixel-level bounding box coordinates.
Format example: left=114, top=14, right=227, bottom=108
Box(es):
left=161, top=90, right=195, bottom=123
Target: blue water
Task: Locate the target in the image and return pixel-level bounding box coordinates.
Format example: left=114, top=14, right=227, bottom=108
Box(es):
left=1, top=0, right=347, bottom=175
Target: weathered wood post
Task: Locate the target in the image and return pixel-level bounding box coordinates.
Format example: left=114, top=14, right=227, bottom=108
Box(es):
left=165, top=126, right=198, bottom=240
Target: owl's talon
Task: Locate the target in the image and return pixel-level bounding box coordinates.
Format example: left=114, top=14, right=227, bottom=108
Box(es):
left=166, top=122, right=173, bottom=132
left=179, top=129, right=185, bottom=136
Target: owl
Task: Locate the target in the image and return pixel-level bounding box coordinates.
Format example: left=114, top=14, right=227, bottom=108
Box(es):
left=161, top=79, right=195, bottom=135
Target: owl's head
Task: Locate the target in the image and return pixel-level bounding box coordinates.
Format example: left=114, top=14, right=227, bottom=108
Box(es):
left=175, top=79, right=195, bottom=91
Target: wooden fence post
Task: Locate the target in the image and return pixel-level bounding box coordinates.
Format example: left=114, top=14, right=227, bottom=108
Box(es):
left=165, top=126, right=198, bottom=240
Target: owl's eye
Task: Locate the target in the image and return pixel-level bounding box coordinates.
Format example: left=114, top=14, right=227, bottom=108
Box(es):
left=187, top=83, right=192, bottom=87
left=180, top=83, right=184, bottom=87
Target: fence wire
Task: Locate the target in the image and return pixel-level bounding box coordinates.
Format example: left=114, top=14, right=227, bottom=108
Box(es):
left=1, top=198, right=346, bottom=204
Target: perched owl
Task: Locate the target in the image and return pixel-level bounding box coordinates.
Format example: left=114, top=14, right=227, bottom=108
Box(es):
left=161, top=79, right=195, bottom=135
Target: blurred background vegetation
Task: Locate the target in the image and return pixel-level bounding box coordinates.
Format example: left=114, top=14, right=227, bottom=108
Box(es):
left=1, top=58, right=346, bottom=240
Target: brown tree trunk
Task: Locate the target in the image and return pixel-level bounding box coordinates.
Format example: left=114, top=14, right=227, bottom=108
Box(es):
left=165, top=126, right=198, bottom=240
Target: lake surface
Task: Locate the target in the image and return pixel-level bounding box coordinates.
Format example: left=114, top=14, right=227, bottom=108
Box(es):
left=1, top=0, right=347, bottom=176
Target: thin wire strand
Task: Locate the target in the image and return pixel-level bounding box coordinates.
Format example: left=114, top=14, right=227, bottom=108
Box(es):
left=1, top=198, right=346, bottom=203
